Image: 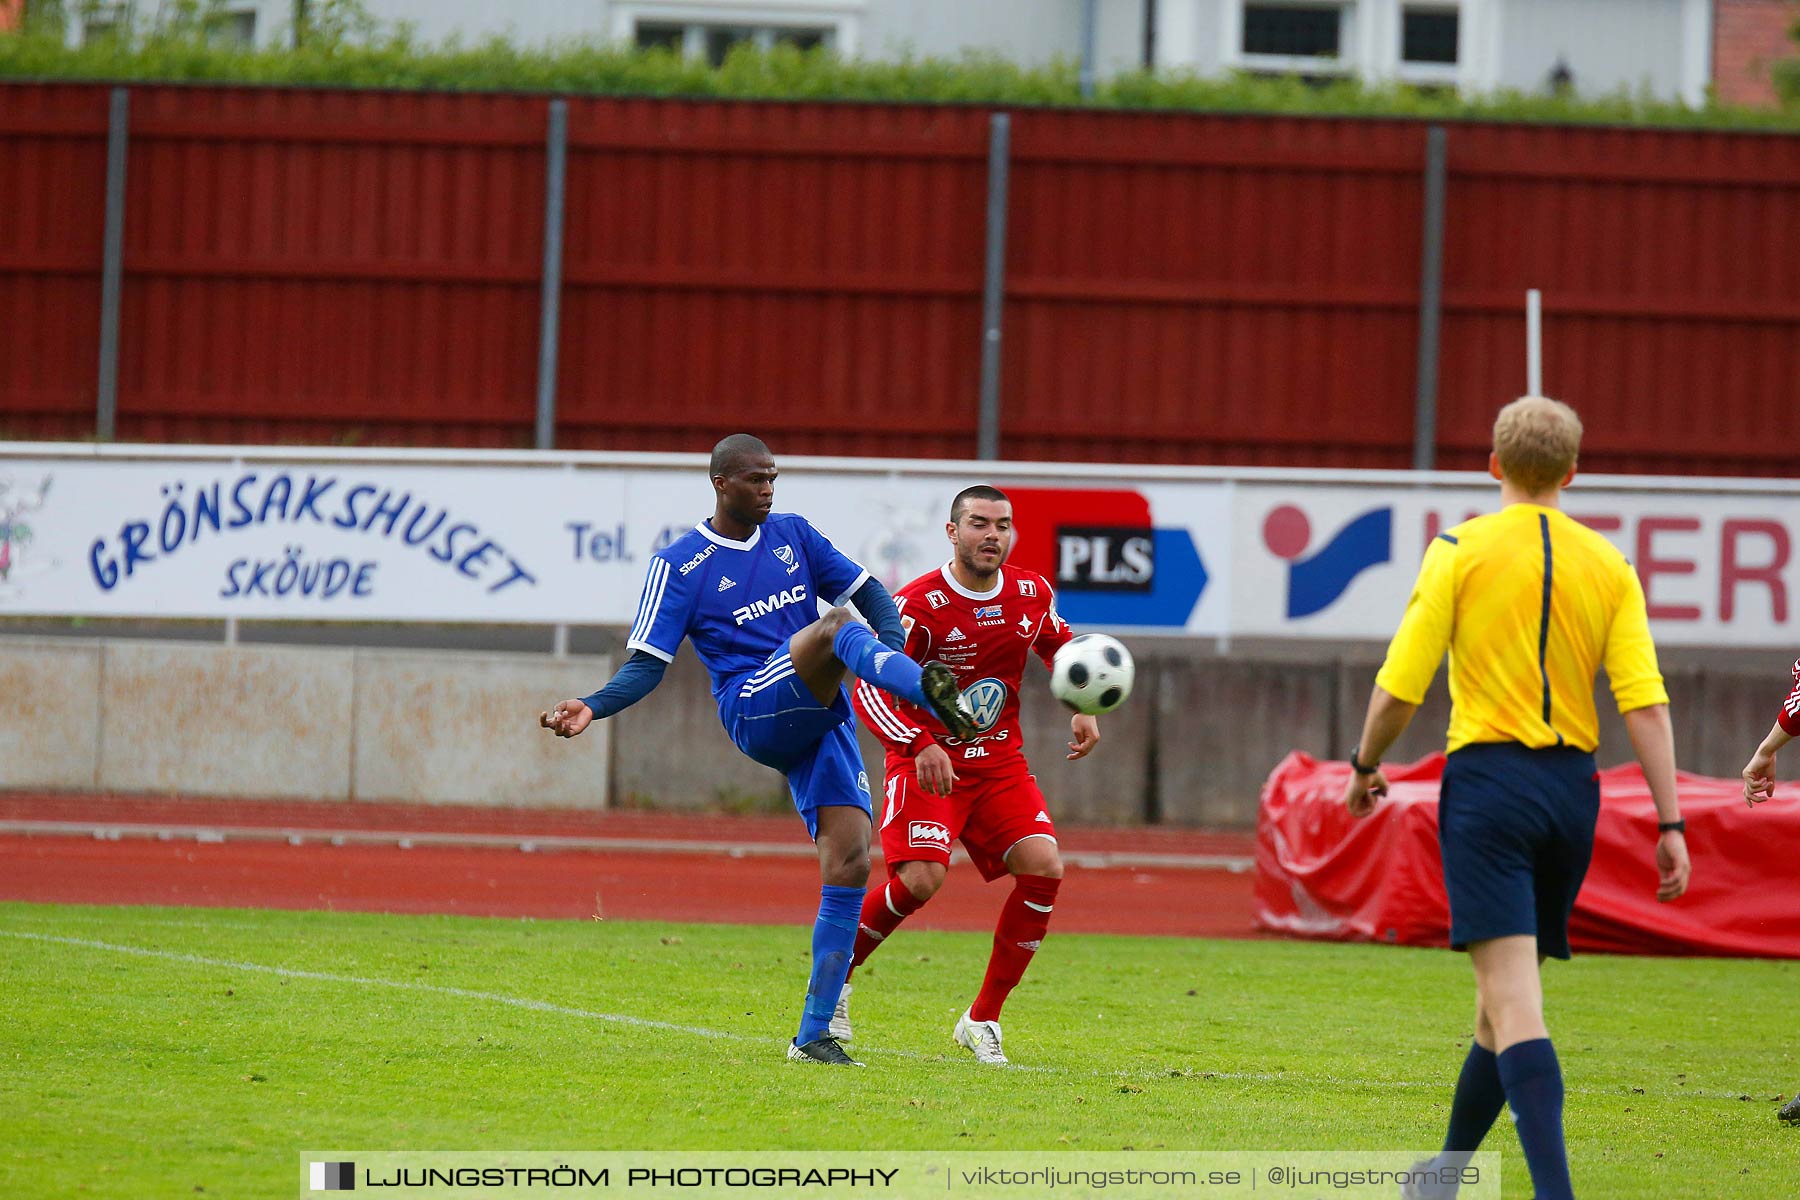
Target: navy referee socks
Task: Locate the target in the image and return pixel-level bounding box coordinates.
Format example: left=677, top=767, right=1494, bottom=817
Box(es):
left=1498, top=1038, right=1573, bottom=1200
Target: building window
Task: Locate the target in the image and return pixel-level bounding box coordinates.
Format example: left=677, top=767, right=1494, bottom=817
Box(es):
left=634, top=21, right=686, bottom=52
left=212, top=9, right=257, bottom=48
left=634, top=18, right=834, bottom=64
left=81, top=2, right=125, bottom=43
left=703, top=24, right=757, bottom=63
left=1242, top=4, right=1342, bottom=59
left=1402, top=7, right=1458, bottom=65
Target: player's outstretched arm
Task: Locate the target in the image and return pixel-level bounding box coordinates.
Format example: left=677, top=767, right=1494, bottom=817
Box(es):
left=1066, top=713, right=1100, bottom=760
left=1621, top=702, right=1689, bottom=901
left=540, top=699, right=595, bottom=738
left=539, top=650, right=669, bottom=739
left=1742, top=720, right=1793, bottom=807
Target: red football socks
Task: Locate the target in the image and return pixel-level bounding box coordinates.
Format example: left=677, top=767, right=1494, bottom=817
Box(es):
left=969, top=874, right=1061, bottom=1022
left=850, top=877, right=927, bottom=970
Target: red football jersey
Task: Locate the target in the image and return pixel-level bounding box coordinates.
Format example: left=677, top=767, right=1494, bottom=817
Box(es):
left=1779, top=658, right=1800, bottom=737
left=854, top=563, right=1072, bottom=774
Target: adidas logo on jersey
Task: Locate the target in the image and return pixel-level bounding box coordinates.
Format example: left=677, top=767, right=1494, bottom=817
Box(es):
left=717, top=576, right=737, bottom=592
left=944, top=627, right=967, bottom=643
left=1034, top=811, right=1052, bottom=824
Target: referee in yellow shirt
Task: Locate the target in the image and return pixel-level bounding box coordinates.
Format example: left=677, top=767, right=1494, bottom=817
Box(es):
left=1342, top=396, right=1690, bottom=1200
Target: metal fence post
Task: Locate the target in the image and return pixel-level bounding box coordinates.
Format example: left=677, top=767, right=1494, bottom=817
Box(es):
left=535, top=99, right=569, bottom=451
left=1079, top=0, right=1099, bottom=100
left=1412, top=124, right=1448, bottom=471
left=96, top=86, right=130, bottom=442
left=977, top=112, right=1012, bottom=462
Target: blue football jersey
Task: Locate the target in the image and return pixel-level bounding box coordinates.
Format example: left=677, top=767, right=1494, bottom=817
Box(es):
left=626, top=512, right=871, bottom=706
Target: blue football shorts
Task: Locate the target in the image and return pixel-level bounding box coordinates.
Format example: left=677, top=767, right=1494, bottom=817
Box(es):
left=720, top=640, right=873, bottom=839
left=1437, top=742, right=1600, bottom=960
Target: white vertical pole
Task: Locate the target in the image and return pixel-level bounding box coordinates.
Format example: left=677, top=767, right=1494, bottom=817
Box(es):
left=1525, top=288, right=1542, bottom=397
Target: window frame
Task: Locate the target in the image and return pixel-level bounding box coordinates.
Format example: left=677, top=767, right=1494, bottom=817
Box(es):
left=613, top=1, right=862, bottom=60
left=1399, top=3, right=1460, bottom=71
left=1236, top=1, right=1352, bottom=77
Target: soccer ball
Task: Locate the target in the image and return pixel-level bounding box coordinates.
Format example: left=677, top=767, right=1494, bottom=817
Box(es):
left=1049, top=634, right=1135, bottom=715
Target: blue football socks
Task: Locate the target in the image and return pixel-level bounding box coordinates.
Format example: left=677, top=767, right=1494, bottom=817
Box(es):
left=1497, top=1038, right=1573, bottom=1200
left=831, top=620, right=926, bottom=708
left=797, top=883, right=863, bottom=1046
left=1410, top=1042, right=1508, bottom=1195
left=1444, top=1042, right=1507, bottom=1156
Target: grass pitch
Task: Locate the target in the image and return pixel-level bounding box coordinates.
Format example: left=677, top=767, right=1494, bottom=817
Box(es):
left=1, top=900, right=1795, bottom=1198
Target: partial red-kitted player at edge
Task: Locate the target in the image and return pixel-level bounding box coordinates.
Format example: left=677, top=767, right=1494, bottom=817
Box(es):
left=844, top=484, right=1103, bottom=1065
left=1739, top=656, right=1800, bottom=1126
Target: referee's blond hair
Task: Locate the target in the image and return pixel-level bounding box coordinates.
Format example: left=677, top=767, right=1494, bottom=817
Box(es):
left=1493, top=396, right=1582, bottom=493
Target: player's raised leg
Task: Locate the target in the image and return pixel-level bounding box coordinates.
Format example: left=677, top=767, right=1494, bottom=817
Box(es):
left=955, top=834, right=1062, bottom=1066
left=787, top=607, right=977, bottom=740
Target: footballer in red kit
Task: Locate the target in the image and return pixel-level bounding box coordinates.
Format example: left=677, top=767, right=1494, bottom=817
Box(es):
left=1738, top=657, right=1800, bottom=1126
left=845, top=484, right=1103, bottom=1064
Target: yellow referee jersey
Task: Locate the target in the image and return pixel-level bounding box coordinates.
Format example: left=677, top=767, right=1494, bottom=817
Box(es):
left=1374, top=503, right=1668, bottom=754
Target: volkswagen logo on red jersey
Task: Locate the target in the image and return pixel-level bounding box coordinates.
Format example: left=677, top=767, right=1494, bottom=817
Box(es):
left=961, top=676, right=1008, bottom=732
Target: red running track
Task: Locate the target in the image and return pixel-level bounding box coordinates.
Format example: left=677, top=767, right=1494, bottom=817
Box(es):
left=0, top=794, right=1260, bottom=938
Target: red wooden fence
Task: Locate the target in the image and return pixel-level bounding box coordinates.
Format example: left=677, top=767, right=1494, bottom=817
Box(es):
left=2, top=82, right=1796, bottom=474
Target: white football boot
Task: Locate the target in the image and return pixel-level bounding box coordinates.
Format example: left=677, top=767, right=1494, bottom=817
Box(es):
left=953, top=1008, right=1008, bottom=1065
left=828, top=983, right=853, bottom=1042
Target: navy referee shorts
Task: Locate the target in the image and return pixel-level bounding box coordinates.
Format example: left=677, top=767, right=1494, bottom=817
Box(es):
left=1437, top=742, right=1600, bottom=960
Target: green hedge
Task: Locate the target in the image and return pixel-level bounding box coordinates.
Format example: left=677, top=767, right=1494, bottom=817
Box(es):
left=4, top=0, right=1798, bottom=132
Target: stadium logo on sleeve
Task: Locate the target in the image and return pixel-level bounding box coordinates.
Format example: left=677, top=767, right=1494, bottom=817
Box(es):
left=310, top=1162, right=355, bottom=1191
left=961, top=677, right=1008, bottom=732
left=1263, top=504, right=1393, bottom=618
left=908, top=821, right=951, bottom=849
left=677, top=544, right=715, bottom=576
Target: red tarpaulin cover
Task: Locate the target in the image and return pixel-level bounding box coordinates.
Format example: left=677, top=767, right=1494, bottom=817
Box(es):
left=1255, top=752, right=1800, bottom=959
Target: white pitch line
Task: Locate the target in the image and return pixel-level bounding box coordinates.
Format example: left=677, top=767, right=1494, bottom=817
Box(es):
left=0, top=927, right=1747, bottom=1101
left=0, top=929, right=752, bottom=1041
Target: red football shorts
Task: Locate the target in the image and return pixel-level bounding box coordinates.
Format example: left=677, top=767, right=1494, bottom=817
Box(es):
left=877, top=764, right=1058, bottom=881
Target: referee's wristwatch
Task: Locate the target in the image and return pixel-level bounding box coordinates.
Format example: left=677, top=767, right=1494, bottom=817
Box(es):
left=1349, top=746, right=1380, bottom=775
left=1657, top=819, right=1686, bottom=835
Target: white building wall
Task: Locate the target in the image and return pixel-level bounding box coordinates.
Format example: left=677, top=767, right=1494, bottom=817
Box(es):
left=372, top=0, right=611, bottom=45
left=841, top=0, right=1147, bottom=73
left=85, top=0, right=1708, bottom=105
left=1496, top=0, right=1690, bottom=99
left=1168, top=0, right=1703, bottom=101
